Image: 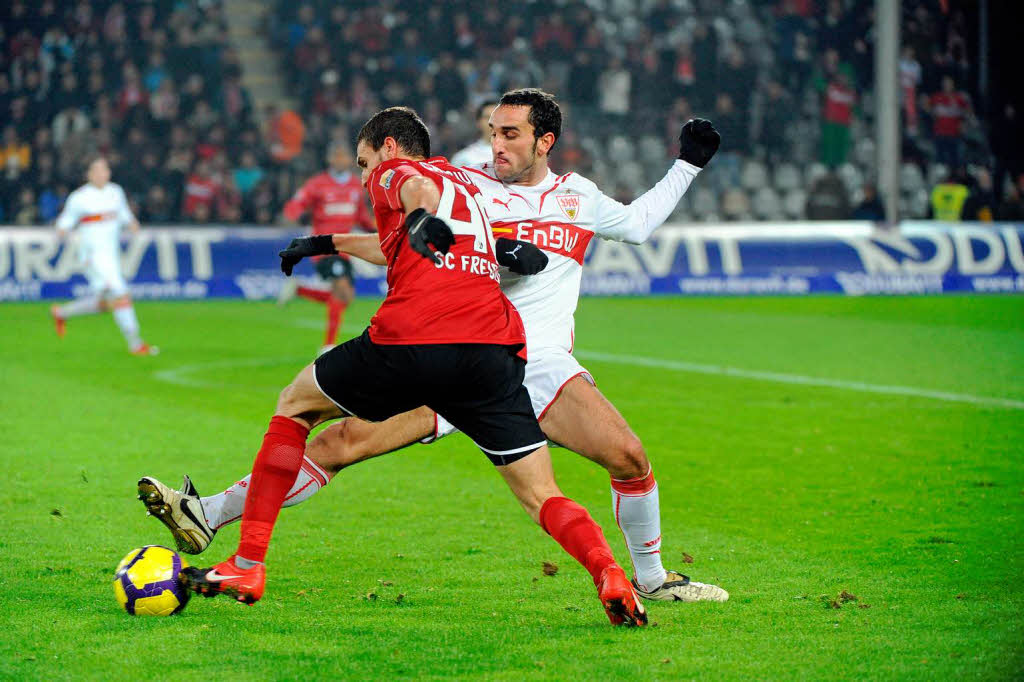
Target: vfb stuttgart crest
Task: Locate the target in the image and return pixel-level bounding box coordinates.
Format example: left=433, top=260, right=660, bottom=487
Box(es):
left=556, top=194, right=580, bottom=221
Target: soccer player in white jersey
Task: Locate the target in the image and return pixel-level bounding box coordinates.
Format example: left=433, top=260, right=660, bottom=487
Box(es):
left=51, top=156, right=156, bottom=355
left=140, top=90, right=727, bottom=603
left=450, top=99, right=499, bottom=167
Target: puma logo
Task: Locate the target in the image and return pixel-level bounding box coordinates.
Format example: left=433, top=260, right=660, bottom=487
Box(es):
left=507, top=245, right=522, bottom=259
left=492, top=197, right=512, bottom=210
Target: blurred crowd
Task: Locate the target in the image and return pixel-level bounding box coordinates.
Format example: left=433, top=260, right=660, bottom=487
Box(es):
left=1, top=0, right=1017, bottom=225
left=0, top=0, right=263, bottom=225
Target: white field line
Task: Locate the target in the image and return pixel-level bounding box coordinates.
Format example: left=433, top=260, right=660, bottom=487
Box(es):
left=574, top=350, right=1024, bottom=410
left=154, top=356, right=309, bottom=388
left=153, top=319, right=364, bottom=388
left=154, top=318, right=1024, bottom=410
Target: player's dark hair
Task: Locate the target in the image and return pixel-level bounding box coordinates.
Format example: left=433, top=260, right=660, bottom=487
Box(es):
left=498, top=88, right=561, bottom=149
left=83, top=153, right=107, bottom=176
left=357, top=106, right=431, bottom=158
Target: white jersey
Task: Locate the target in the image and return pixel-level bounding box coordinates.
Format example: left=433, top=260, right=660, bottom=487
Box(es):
left=450, top=139, right=493, bottom=168
left=462, top=160, right=701, bottom=351
left=56, top=182, right=136, bottom=296
left=56, top=182, right=135, bottom=253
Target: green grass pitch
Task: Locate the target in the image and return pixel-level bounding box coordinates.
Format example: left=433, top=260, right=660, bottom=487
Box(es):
left=1, top=296, right=1022, bottom=680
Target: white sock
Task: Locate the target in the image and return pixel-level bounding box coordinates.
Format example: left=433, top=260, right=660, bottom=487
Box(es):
left=112, top=304, right=143, bottom=350
left=611, top=468, right=667, bottom=592
left=58, top=297, right=101, bottom=318
left=201, top=456, right=330, bottom=530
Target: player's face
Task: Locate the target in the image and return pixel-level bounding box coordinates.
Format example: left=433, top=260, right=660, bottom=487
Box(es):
left=356, top=140, right=390, bottom=185
left=489, top=105, right=541, bottom=183
left=329, top=146, right=353, bottom=173
left=87, top=158, right=111, bottom=187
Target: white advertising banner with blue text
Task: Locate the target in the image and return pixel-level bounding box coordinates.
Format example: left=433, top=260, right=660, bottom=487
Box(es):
left=1, top=222, right=1022, bottom=301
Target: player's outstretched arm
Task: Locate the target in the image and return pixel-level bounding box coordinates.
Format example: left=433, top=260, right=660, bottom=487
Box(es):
left=594, top=118, right=720, bottom=245
left=332, top=233, right=386, bottom=266
left=54, top=191, right=81, bottom=239
left=399, top=175, right=441, bottom=214
left=278, top=235, right=335, bottom=275
left=495, top=238, right=548, bottom=275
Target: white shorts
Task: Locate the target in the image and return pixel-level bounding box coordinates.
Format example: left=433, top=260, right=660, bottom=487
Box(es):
left=424, top=346, right=595, bottom=443
left=80, top=245, right=128, bottom=297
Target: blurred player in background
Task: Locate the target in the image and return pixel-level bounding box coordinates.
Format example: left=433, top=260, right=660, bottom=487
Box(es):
left=50, top=156, right=156, bottom=356
left=450, top=99, right=499, bottom=167
left=279, top=141, right=374, bottom=352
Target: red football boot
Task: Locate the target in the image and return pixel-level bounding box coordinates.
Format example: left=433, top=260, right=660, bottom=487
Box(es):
left=50, top=306, right=66, bottom=338
left=597, top=565, right=648, bottom=627
left=180, top=556, right=266, bottom=604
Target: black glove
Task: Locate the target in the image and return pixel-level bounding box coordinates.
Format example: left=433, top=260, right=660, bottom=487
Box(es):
left=678, top=118, right=721, bottom=168
left=495, top=238, right=548, bottom=275
left=405, top=208, right=455, bottom=259
left=278, top=234, right=335, bottom=276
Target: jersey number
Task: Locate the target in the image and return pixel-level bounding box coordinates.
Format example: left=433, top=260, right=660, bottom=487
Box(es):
left=436, top=178, right=495, bottom=254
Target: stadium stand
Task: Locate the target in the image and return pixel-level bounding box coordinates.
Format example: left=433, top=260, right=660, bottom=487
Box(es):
left=1, top=0, right=255, bottom=224
left=0, top=0, right=1000, bottom=224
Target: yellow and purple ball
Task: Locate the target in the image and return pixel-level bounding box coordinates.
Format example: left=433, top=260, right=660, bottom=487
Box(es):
left=113, top=545, right=190, bottom=616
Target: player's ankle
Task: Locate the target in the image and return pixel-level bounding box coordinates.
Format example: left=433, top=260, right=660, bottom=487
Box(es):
left=233, top=555, right=262, bottom=569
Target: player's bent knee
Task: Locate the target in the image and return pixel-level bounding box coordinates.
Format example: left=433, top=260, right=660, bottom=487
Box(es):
left=609, top=436, right=649, bottom=480
left=275, top=383, right=298, bottom=413
left=274, top=367, right=337, bottom=427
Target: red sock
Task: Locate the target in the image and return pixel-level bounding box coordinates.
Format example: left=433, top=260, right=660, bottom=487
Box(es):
left=325, top=298, right=347, bottom=345
left=296, top=286, right=331, bottom=304
left=237, top=416, right=310, bottom=563
left=539, top=496, right=618, bottom=585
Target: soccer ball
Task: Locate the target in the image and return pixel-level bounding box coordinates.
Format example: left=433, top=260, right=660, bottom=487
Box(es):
left=113, top=545, right=191, bottom=616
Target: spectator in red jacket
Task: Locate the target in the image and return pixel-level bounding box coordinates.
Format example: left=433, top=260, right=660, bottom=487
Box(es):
left=117, top=63, right=149, bottom=120
left=821, top=70, right=856, bottom=168
left=928, top=76, right=971, bottom=168
left=182, top=159, right=221, bottom=219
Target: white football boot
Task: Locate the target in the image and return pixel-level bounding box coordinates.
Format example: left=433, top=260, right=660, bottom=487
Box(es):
left=632, top=570, right=729, bottom=602
left=137, top=475, right=215, bottom=555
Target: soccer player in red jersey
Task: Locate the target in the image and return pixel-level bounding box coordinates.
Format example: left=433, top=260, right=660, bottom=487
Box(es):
left=280, top=142, right=374, bottom=351
left=170, top=107, right=647, bottom=626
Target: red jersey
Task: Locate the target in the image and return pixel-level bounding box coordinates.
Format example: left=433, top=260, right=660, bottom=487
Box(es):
left=283, top=171, right=374, bottom=236
left=364, top=156, right=526, bottom=354
left=182, top=174, right=220, bottom=216
left=930, top=92, right=969, bottom=137
left=824, top=82, right=855, bottom=124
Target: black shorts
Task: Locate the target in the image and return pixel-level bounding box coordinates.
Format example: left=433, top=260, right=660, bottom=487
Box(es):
left=314, top=330, right=546, bottom=465
left=315, top=255, right=354, bottom=282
